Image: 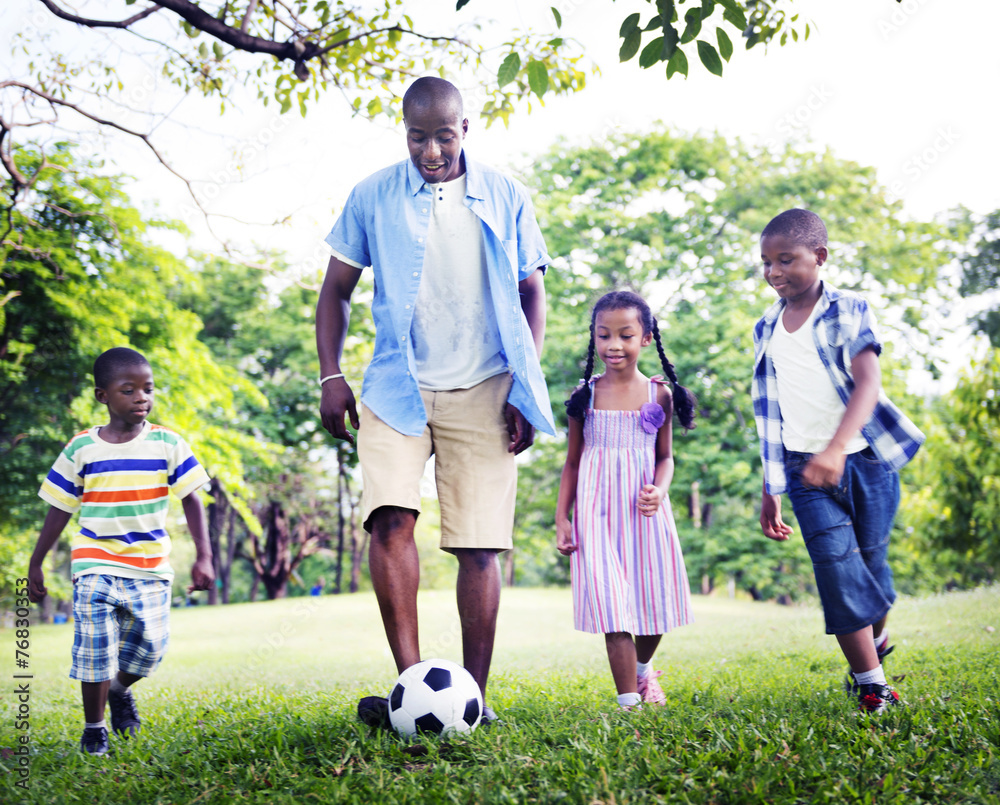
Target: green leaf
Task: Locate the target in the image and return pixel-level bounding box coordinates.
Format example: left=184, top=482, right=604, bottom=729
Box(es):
left=498, top=52, right=521, bottom=88
left=620, top=13, right=641, bottom=37
left=716, top=27, right=733, bottom=62
left=456, top=0, right=471, bottom=9
left=639, top=37, right=665, bottom=68
left=527, top=59, right=549, bottom=97
left=619, top=28, right=642, bottom=62
left=722, top=7, right=747, bottom=29
left=697, top=39, right=724, bottom=76
left=700, top=0, right=715, bottom=19
left=662, top=24, right=679, bottom=60
left=552, top=7, right=562, bottom=28
left=680, top=8, right=702, bottom=44
left=212, top=42, right=224, bottom=61
left=666, top=47, right=688, bottom=78
left=644, top=15, right=662, bottom=32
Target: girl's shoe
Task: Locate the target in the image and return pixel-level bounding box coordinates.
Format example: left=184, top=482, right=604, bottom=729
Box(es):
left=636, top=669, right=666, bottom=705
left=80, top=726, right=109, bottom=755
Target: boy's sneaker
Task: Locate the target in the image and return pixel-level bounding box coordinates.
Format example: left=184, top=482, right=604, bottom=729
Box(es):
left=857, top=683, right=902, bottom=714
left=108, top=687, right=141, bottom=737
left=80, top=726, right=110, bottom=756
left=844, top=637, right=895, bottom=695
left=357, top=696, right=391, bottom=730
left=636, top=669, right=667, bottom=705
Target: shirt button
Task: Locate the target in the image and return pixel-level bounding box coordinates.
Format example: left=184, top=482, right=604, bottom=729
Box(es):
left=405, top=304, right=411, bottom=310
left=412, top=272, right=418, bottom=277
left=422, top=208, right=428, bottom=213
left=417, top=237, right=423, bottom=243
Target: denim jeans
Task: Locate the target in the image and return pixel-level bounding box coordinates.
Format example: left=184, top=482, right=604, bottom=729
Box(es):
left=785, top=448, right=899, bottom=635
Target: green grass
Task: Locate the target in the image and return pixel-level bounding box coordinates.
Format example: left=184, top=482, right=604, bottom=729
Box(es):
left=3, top=587, right=999, bottom=804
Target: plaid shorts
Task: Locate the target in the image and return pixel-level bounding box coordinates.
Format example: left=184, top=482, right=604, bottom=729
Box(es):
left=70, top=574, right=171, bottom=682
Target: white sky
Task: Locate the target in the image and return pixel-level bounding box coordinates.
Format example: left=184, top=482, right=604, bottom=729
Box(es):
left=6, top=0, right=998, bottom=271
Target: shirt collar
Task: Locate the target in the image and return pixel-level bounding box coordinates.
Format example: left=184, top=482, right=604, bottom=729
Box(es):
left=404, top=151, right=481, bottom=200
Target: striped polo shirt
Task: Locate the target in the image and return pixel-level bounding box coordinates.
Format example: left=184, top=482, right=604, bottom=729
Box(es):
left=38, top=422, right=210, bottom=582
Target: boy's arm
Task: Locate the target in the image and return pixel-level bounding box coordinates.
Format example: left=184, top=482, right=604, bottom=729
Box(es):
left=28, top=506, right=73, bottom=603
left=181, top=491, right=215, bottom=594
left=802, top=347, right=882, bottom=488
left=555, top=416, right=584, bottom=555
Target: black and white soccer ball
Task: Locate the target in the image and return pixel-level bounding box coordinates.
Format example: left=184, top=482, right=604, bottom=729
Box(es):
left=388, top=658, right=483, bottom=737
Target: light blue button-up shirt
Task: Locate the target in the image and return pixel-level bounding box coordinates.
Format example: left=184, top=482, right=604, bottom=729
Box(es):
left=325, top=155, right=555, bottom=437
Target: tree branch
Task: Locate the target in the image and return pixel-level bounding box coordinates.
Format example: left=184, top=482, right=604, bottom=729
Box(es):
left=0, top=80, right=217, bottom=236
left=36, top=0, right=163, bottom=29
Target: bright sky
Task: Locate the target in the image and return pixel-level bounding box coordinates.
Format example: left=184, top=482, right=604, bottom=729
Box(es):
left=5, top=0, right=1000, bottom=293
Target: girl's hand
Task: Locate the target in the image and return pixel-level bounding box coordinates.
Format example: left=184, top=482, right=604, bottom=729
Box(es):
left=556, top=519, right=577, bottom=555
left=637, top=484, right=664, bottom=518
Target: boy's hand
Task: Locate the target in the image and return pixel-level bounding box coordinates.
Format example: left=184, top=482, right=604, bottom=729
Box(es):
left=801, top=447, right=846, bottom=489
left=760, top=493, right=793, bottom=541
left=638, top=484, right=664, bottom=518
left=556, top=519, right=577, bottom=555
left=188, top=557, right=215, bottom=594
left=27, top=564, right=47, bottom=604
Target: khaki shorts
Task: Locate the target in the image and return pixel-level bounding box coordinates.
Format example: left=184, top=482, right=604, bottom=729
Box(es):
left=358, top=373, right=516, bottom=551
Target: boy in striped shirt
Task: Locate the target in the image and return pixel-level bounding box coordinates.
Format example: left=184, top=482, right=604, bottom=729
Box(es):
left=28, top=347, right=214, bottom=755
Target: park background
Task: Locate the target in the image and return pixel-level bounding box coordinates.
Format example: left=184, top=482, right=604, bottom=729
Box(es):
left=1, top=2, right=999, bottom=802
left=2, top=0, right=997, bottom=611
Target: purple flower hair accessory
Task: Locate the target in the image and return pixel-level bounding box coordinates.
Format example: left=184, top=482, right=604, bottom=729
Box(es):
left=639, top=402, right=666, bottom=434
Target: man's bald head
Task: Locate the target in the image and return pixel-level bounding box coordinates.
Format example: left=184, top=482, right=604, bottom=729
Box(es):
left=402, top=77, right=464, bottom=123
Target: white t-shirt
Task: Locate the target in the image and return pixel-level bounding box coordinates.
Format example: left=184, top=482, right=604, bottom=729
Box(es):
left=409, top=173, right=507, bottom=391
left=769, top=302, right=868, bottom=455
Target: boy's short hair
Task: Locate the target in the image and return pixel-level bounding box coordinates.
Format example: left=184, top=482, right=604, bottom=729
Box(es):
left=761, top=208, right=828, bottom=251
left=94, top=347, right=150, bottom=389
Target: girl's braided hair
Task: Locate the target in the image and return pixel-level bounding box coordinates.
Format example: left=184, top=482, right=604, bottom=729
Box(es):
left=564, top=290, right=696, bottom=430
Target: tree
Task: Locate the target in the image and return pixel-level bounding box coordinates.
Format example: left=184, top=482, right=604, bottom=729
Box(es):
left=3, top=1, right=807, bottom=222
left=907, top=349, right=1000, bottom=585
left=958, top=209, right=1000, bottom=348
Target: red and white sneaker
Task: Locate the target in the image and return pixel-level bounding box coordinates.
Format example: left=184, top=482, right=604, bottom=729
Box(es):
left=636, top=669, right=666, bottom=705
left=857, top=683, right=902, bottom=714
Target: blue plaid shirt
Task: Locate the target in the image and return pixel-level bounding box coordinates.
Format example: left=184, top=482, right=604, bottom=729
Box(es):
left=752, top=282, right=925, bottom=495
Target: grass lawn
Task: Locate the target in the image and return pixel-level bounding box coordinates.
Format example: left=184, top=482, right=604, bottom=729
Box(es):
left=2, top=586, right=998, bottom=804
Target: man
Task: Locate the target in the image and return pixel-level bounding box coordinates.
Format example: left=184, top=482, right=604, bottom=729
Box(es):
left=316, top=76, right=554, bottom=725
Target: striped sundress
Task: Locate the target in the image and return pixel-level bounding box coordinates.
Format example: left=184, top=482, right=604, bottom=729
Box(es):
left=570, top=380, right=693, bottom=635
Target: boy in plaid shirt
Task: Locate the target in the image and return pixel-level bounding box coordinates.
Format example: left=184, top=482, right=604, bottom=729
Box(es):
left=751, top=209, right=924, bottom=714
left=28, top=348, right=214, bottom=754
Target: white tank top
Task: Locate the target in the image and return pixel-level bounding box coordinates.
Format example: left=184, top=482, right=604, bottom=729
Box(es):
left=769, top=302, right=868, bottom=455
left=410, top=172, right=507, bottom=391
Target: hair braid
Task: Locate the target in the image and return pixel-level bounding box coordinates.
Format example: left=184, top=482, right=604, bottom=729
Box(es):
left=652, top=319, right=697, bottom=430
left=565, top=318, right=597, bottom=421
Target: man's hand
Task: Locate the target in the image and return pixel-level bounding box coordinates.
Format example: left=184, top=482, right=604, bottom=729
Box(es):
left=504, top=403, right=535, bottom=454
left=320, top=377, right=360, bottom=445
left=760, top=492, right=793, bottom=541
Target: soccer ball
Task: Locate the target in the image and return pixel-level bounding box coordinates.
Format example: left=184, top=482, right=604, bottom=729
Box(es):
left=388, top=659, right=483, bottom=738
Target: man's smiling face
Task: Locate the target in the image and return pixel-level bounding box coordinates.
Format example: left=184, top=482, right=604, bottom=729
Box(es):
left=405, top=102, right=468, bottom=184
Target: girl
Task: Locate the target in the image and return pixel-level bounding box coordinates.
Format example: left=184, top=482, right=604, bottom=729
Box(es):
left=556, top=291, right=696, bottom=709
